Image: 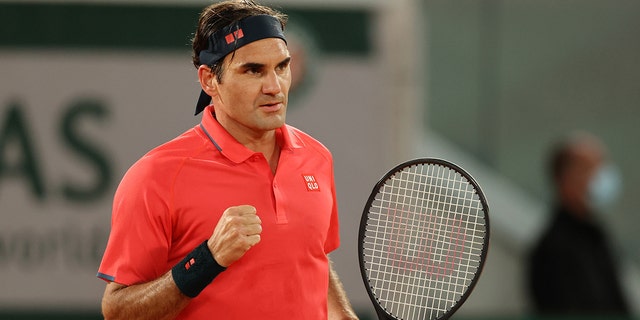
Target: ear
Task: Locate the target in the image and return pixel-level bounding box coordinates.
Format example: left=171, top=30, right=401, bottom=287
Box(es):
left=198, top=65, right=219, bottom=99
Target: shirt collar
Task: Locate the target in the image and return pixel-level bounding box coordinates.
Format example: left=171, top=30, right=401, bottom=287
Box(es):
left=199, top=105, right=304, bottom=163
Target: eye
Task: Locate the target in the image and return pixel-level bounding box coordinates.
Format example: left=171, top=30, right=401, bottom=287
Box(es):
left=246, top=67, right=262, bottom=75
left=276, top=60, right=291, bottom=73
left=241, top=63, right=264, bottom=76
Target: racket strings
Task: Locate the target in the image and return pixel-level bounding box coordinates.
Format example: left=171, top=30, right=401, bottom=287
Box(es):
left=363, top=163, right=487, bottom=319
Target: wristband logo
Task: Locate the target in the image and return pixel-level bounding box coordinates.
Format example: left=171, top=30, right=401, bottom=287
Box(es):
left=185, top=258, right=196, bottom=270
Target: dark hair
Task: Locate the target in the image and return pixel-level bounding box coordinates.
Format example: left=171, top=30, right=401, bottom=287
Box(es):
left=548, top=132, right=601, bottom=184
left=549, top=140, right=574, bottom=184
left=191, top=0, right=287, bottom=82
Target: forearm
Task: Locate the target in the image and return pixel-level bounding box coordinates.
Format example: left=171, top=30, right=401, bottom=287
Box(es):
left=327, top=259, right=359, bottom=320
left=102, top=271, right=190, bottom=320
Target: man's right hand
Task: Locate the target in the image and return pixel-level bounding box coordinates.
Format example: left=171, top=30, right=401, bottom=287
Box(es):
left=207, top=205, right=262, bottom=267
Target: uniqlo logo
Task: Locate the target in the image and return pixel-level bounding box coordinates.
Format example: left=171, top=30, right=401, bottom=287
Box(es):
left=302, top=174, right=320, bottom=191
left=225, top=29, right=244, bottom=44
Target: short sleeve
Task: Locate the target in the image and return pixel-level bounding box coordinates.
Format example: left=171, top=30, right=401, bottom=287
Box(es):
left=97, top=157, right=174, bottom=286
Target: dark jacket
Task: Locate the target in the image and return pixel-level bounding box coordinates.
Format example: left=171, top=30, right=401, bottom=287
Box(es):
left=528, top=205, right=629, bottom=316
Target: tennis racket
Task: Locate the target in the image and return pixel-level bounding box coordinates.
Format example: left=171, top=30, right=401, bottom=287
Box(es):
left=358, top=158, right=490, bottom=320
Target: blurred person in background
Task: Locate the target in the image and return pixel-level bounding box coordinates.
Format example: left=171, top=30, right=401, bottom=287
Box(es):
left=97, top=1, right=358, bottom=319
left=528, top=131, right=630, bottom=317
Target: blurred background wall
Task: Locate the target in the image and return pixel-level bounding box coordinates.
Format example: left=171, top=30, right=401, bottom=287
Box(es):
left=0, top=0, right=638, bottom=319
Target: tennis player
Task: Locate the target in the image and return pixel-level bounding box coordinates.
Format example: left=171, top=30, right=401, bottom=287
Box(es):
left=97, top=1, right=358, bottom=319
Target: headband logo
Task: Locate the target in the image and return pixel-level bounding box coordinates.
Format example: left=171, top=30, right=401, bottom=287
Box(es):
left=225, top=29, right=244, bottom=44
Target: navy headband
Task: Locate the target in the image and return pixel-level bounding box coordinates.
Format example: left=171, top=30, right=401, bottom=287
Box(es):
left=194, top=14, right=287, bottom=115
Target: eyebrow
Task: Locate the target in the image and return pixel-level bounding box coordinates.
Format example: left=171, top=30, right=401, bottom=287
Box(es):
left=278, top=57, right=292, bottom=67
left=238, top=57, right=291, bottom=71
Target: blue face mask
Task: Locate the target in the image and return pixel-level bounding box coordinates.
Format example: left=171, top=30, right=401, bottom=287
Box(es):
left=587, top=163, right=622, bottom=214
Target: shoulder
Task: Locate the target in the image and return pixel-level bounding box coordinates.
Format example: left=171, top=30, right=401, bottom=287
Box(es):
left=533, top=214, right=585, bottom=258
left=118, top=127, right=209, bottom=190
left=285, top=124, right=333, bottom=161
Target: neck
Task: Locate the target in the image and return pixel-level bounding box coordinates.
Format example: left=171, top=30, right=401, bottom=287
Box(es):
left=244, top=134, right=280, bottom=174
left=265, top=141, right=281, bottom=174
left=239, top=130, right=281, bottom=174
left=558, top=197, right=590, bottom=221
left=215, top=116, right=282, bottom=174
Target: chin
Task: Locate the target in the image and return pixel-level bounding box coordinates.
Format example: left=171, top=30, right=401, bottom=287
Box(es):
left=255, top=120, right=285, bottom=132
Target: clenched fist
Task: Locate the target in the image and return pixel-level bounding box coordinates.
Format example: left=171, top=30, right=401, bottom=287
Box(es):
left=207, top=205, right=262, bottom=267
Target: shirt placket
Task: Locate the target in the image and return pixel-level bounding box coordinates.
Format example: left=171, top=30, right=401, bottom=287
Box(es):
left=250, top=152, right=288, bottom=224
left=272, top=178, right=288, bottom=224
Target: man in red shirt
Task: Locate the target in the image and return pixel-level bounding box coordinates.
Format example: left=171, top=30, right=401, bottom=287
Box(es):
left=98, top=1, right=358, bottom=319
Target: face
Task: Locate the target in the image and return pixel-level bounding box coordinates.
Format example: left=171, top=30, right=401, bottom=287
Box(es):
left=560, top=139, right=605, bottom=213
left=204, top=38, right=291, bottom=141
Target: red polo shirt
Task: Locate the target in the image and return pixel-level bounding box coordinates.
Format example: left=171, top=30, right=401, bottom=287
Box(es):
left=98, top=106, right=340, bottom=319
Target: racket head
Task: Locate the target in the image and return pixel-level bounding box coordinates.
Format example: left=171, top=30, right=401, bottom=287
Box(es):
left=358, top=158, right=490, bottom=320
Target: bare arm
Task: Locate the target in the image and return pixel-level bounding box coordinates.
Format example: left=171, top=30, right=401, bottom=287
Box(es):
left=101, top=205, right=262, bottom=320
left=102, top=273, right=190, bottom=320
left=327, top=258, right=359, bottom=320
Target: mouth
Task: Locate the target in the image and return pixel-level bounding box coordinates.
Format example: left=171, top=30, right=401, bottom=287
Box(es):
left=259, top=101, right=284, bottom=112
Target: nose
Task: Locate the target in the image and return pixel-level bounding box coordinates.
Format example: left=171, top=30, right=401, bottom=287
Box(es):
left=262, top=71, right=282, bottom=95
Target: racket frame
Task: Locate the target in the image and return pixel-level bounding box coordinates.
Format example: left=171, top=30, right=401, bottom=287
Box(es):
left=357, top=158, right=490, bottom=320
